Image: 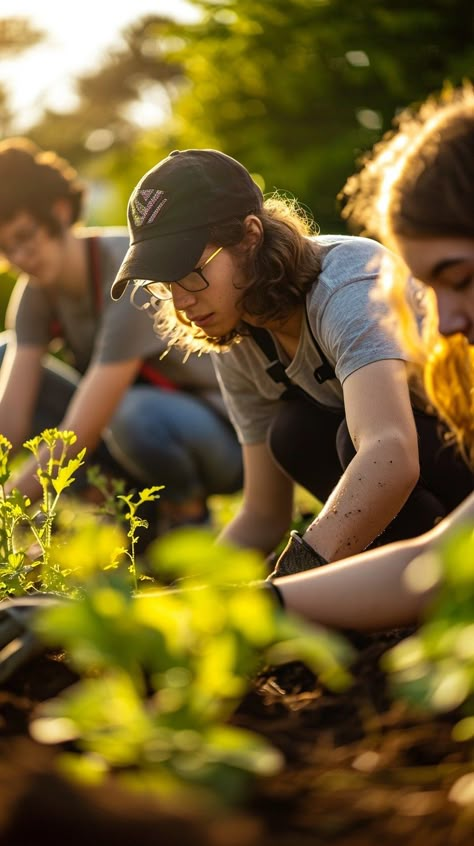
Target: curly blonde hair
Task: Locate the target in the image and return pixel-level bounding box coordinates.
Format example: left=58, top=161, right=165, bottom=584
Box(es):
left=340, top=84, right=474, bottom=466
left=152, top=194, right=321, bottom=356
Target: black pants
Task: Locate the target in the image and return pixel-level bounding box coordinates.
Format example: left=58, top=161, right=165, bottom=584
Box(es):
left=268, top=397, right=473, bottom=548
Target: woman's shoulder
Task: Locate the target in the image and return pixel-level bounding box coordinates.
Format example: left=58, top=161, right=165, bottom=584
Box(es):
left=311, top=234, right=387, bottom=290
left=314, top=233, right=386, bottom=262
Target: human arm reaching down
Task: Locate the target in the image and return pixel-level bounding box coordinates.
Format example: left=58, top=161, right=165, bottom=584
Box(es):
left=218, top=440, right=294, bottom=555
left=299, top=358, right=420, bottom=562
left=5, top=357, right=142, bottom=503
left=273, top=490, right=474, bottom=630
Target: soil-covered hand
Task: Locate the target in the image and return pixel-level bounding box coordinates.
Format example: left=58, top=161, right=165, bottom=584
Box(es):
left=0, top=595, right=64, bottom=684
left=268, top=530, right=328, bottom=579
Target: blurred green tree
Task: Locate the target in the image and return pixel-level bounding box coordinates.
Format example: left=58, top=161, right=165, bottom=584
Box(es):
left=3, top=1, right=474, bottom=231
left=0, top=17, right=45, bottom=136
left=28, top=17, right=184, bottom=172
left=147, top=0, right=474, bottom=230
left=0, top=17, right=47, bottom=326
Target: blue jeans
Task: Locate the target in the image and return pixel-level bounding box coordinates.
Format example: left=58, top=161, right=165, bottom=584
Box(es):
left=0, top=335, right=242, bottom=504
left=104, top=385, right=243, bottom=502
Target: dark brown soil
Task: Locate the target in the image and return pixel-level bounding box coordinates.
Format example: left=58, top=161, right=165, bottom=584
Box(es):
left=0, top=629, right=473, bottom=846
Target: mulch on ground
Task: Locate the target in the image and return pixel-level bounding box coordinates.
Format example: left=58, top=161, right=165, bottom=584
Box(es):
left=0, top=629, right=473, bottom=846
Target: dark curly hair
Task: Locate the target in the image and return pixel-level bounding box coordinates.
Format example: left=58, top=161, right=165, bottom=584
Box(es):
left=153, top=194, right=321, bottom=354
left=0, top=137, right=84, bottom=234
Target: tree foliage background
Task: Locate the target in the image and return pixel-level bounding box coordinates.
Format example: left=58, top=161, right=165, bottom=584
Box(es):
left=1, top=0, right=473, bottom=232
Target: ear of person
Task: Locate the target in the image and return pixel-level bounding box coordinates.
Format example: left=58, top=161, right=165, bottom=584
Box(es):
left=243, top=214, right=264, bottom=246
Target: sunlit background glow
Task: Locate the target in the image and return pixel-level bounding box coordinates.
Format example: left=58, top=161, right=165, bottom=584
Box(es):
left=0, top=0, right=199, bottom=131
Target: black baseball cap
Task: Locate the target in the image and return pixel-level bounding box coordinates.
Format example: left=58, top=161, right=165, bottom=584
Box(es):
left=111, top=148, right=263, bottom=301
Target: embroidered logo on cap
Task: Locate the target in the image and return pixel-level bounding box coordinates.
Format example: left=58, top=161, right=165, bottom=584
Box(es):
left=130, top=188, right=168, bottom=227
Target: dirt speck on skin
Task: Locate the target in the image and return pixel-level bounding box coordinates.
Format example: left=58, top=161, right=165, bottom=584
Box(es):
left=0, top=632, right=473, bottom=846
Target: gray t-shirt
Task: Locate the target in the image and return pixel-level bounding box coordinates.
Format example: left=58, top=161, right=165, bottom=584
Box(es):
left=212, top=235, right=408, bottom=444
left=7, top=228, right=226, bottom=415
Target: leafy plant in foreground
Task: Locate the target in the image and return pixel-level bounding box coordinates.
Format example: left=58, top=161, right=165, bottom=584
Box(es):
left=0, top=430, right=87, bottom=596
left=0, top=429, right=163, bottom=597
left=30, top=530, right=354, bottom=803
left=383, top=526, right=474, bottom=743
left=117, top=486, right=164, bottom=591
left=0, top=426, right=354, bottom=804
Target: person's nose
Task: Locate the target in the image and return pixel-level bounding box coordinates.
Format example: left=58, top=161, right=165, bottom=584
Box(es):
left=171, top=284, right=198, bottom=311
left=435, top=289, right=470, bottom=338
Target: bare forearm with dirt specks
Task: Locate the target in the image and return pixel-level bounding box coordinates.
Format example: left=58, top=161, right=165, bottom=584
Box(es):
left=303, top=439, right=419, bottom=561
left=276, top=491, right=474, bottom=631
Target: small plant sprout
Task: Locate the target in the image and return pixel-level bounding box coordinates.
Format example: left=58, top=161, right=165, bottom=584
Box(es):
left=0, top=429, right=88, bottom=596
left=85, top=465, right=129, bottom=521
left=23, top=429, right=86, bottom=564
left=0, top=435, right=32, bottom=594
left=0, top=428, right=157, bottom=597
left=117, top=486, right=164, bottom=591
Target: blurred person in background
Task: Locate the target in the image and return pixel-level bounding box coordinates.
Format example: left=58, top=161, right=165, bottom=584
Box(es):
left=111, top=147, right=472, bottom=580
left=0, top=139, right=242, bottom=532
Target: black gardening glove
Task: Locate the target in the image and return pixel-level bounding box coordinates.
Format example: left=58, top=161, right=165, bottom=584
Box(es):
left=268, top=530, right=328, bottom=580
left=0, top=594, right=65, bottom=684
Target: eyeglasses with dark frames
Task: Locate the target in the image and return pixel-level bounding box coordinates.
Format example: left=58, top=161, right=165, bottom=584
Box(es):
left=138, top=246, right=223, bottom=301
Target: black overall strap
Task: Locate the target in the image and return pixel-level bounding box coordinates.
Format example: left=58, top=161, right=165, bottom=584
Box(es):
left=248, top=325, right=297, bottom=395
left=304, top=307, right=336, bottom=384
left=247, top=303, right=336, bottom=405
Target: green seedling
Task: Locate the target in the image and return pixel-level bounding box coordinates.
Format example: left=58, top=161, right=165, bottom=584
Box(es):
left=117, top=486, right=164, bottom=591
left=0, top=429, right=86, bottom=596
left=0, top=429, right=163, bottom=597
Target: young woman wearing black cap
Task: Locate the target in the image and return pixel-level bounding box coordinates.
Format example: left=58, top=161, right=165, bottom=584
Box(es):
left=112, top=143, right=472, bottom=582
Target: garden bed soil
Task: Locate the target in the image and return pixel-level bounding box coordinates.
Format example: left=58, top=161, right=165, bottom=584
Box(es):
left=0, top=629, right=473, bottom=846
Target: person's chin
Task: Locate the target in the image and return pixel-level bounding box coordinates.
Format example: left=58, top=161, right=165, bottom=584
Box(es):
left=190, top=313, right=215, bottom=329
left=192, top=314, right=234, bottom=337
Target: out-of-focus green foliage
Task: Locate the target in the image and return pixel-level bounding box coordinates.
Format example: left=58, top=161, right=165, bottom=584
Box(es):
left=25, top=16, right=185, bottom=175
left=0, top=424, right=354, bottom=803
left=384, top=526, right=474, bottom=737
left=0, top=268, right=17, bottom=330
left=0, top=16, right=44, bottom=53
left=155, top=0, right=474, bottom=230
left=31, top=528, right=353, bottom=803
